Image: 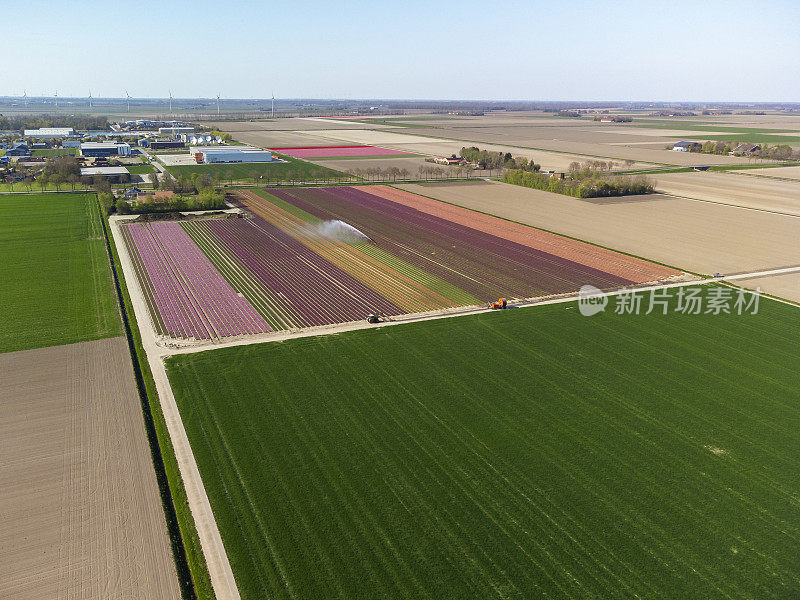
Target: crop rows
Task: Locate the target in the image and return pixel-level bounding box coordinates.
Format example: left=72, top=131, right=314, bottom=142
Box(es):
left=361, top=185, right=679, bottom=282
left=188, top=217, right=404, bottom=328
left=235, top=190, right=478, bottom=312
left=167, top=295, right=800, bottom=599
left=256, top=186, right=636, bottom=301
left=121, top=221, right=270, bottom=340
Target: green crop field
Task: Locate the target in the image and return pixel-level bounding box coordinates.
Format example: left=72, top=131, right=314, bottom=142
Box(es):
left=31, top=147, right=77, bottom=157
left=0, top=193, right=120, bottom=352
left=126, top=164, right=156, bottom=174
left=167, top=295, right=800, bottom=599
left=166, top=153, right=344, bottom=181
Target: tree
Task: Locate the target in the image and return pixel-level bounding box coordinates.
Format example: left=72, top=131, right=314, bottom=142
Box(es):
left=151, top=170, right=160, bottom=190
left=226, top=169, right=234, bottom=185
left=67, top=174, right=79, bottom=191
left=400, top=168, right=409, bottom=180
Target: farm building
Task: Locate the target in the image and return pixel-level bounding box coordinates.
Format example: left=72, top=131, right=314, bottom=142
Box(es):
left=79, top=166, right=131, bottom=183
left=80, top=142, right=132, bottom=157
left=7, top=142, right=30, bottom=156
left=144, top=140, right=185, bottom=150
left=434, top=156, right=466, bottom=166
left=31, top=142, right=51, bottom=149
left=159, top=126, right=194, bottom=136
left=62, top=140, right=82, bottom=148
left=733, top=143, right=761, bottom=155
left=672, top=141, right=702, bottom=152
left=192, top=146, right=277, bottom=164
left=23, top=127, right=75, bottom=138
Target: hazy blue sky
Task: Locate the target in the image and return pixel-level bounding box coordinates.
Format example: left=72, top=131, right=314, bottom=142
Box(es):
left=5, top=0, right=799, bottom=101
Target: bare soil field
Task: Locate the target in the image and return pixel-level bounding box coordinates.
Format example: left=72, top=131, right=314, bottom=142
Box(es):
left=423, top=127, right=754, bottom=166
left=0, top=337, right=180, bottom=600
left=742, top=166, right=800, bottom=180
left=398, top=181, right=800, bottom=302
left=734, top=272, right=800, bottom=305
left=306, top=155, right=465, bottom=175
left=654, top=171, right=800, bottom=215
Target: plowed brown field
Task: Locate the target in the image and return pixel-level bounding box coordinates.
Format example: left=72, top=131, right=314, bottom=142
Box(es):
left=0, top=337, right=179, bottom=600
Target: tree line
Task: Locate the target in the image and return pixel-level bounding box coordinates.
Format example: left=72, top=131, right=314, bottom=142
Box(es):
left=503, top=160, right=654, bottom=198
left=0, top=114, right=108, bottom=131
left=674, top=141, right=800, bottom=160
left=459, top=146, right=541, bottom=172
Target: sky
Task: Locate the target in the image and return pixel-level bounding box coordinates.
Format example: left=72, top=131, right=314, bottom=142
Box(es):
left=4, top=0, right=799, bottom=102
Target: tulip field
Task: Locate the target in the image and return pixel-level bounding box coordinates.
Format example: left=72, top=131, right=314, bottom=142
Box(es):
left=121, top=221, right=271, bottom=340
left=120, top=185, right=679, bottom=342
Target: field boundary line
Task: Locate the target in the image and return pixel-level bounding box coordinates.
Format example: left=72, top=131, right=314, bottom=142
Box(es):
left=109, top=216, right=241, bottom=600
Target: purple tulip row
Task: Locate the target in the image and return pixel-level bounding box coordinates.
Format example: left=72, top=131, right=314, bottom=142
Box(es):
left=124, top=221, right=271, bottom=340
left=200, top=217, right=403, bottom=328
left=268, top=186, right=633, bottom=301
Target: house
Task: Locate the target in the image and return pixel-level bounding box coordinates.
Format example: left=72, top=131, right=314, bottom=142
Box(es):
left=733, top=143, right=761, bottom=155
left=433, top=155, right=465, bottom=166
left=672, top=141, right=701, bottom=152
left=6, top=142, right=30, bottom=156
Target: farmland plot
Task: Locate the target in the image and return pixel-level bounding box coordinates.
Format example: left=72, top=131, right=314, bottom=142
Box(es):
left=246, top=186, right=656, bottom=302
left=121, top=220, right=271, bottom=340
left=167, top=296, right=800, bottom=599
left=0, top=193, right=120, bottom=353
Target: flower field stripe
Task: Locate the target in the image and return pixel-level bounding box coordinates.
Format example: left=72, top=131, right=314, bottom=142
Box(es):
left=268, top=145, right=409, bottom=159
left=204, top=217, right=404, bottom=326
left=247, top=190, right=479, bottom=305
left=363, top=185, right=678, bottom=283
left=181, top=221, right=302, bottom=331
left=122, top=221, right=271, bottom=340
left=235, top=190, right=469, bottom=313
left=269, top=186, right=637, bottom=301
left=125, top=221, right=210, bottom=339
left=352, top=242, right=480, bottom=307
left=120, top=224, right=169, bottom=336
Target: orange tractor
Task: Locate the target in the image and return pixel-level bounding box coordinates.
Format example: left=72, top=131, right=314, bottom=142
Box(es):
left=490, top=298, right=507, bottom=310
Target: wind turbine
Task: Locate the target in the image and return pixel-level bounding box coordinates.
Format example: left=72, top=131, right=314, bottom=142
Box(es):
left=125, top=90, right=131, bottom=113
left=271, top=92, right=275, bottom=118
left=54, top=90, right=58, bottom=110
left=23, top=90, right=27, bottom=106
left=216, top=93, right=220, bottom=116
left=88, top=89, right=93, bottom=108
left=169, top=90, right=173, bottom=114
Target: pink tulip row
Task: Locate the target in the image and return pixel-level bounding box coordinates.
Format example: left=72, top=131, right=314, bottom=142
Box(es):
left=125, top=221, right=271, bottom=340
